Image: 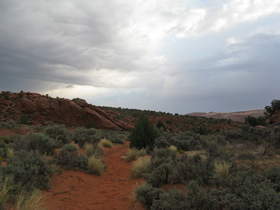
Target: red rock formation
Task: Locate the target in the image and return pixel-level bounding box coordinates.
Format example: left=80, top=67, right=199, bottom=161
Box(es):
left=0, top=91, right=133, bottom=130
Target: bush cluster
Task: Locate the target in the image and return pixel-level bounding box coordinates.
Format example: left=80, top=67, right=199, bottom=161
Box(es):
left=146, top=149, right=213, bottom=187
left=154, top=131, right=202, bottom=151
left=23, top=133, right=55, bottom=155
left=5, top=151, right=51, bottom=192
left=137, top=171, right=280, bottom=210
left=96, top=129, right=129, bottom=144
left=44, top=124, right=70, bottom=147
left=73, top=127, right=99, bottom=147
left=55, top=144, right=87, bottom=170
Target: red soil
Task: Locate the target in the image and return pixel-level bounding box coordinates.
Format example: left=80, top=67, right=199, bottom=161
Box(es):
left=0, top=127, right=29, bottom=136
left=43, top=143, right=145, bottom=210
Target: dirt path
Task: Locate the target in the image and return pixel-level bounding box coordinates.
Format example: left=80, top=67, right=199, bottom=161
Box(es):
left=44, top=142, right=144, bottom=210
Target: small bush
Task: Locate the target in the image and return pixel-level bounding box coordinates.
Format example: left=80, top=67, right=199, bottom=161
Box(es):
left=132, top=156, right=151, bottom=178
left=44, top=124, right=70, bottom=147
left=6, top=151, right=51, bottom=191
left=124, top=149, right=146, bottom=162
left=129, top=116, right=159, bottom=150
left=245, top=116, right=266, bottom=126
left=135, top=184, right=163, bottom=209
left=98, top=139, right=113, bottom=148
left=264, top=167, right=280, bottom=192
left=19, top=114, right=32, bottom=125
left=0, top=141, right=8, bottom=160
left=73, top=128, right=98, bottom=147
left=151, top=189, right=187, bottom=210
left=148, top=149, right=213, bottom=186
left=0, top=120, right=17, bottom=129
left=55, top=144, right=87, bottom=170
left=15, top=190, right=46, bottom=210
left=87, top=156, right=105, bottom=175
left=24, top=133, right=55, bottom=155
left=154, top=131, right=202, bottom=151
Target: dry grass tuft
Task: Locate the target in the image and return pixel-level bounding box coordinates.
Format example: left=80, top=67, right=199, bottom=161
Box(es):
left=98, top=139, right=113, bottom=148
left=87, top=155, right=105, bottom=175
left=15, top=190, right=47, bottom=210
left=0, top=179, right=10, bottom=208
left=84, top=143, right=95, bottom=156
left=214, top=161, right=231, bottom=179
left=124, top=149, right=146, bottom=162
left=131, top=156, right=151, bottom=178
left=168, top=145, right=178, bottom=153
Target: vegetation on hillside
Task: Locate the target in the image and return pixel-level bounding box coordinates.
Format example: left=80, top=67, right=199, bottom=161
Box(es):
left=132, top=99, right=280, bottom=210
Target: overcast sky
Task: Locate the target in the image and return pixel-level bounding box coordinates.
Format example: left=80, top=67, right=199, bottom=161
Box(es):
left=0, top=0, right=280, bottom=113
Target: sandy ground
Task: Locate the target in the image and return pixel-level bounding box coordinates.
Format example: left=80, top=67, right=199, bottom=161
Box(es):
left=43, top=142, right=145, bottom=210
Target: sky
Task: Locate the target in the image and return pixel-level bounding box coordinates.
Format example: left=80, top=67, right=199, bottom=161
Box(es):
left=0, top=0, right=280, bottom=113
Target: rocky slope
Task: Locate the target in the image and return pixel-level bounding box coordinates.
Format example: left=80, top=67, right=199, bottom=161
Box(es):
left=0, top=91, right=133, bottom=130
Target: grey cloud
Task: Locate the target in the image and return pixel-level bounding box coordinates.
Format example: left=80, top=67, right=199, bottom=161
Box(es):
left=0, top=0, right=146, bottom=90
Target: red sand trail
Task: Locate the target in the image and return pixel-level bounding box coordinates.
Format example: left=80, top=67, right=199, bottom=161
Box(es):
left=43, top=142, right=144, bottom=210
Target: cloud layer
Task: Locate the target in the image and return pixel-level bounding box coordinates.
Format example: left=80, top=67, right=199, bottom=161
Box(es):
left=0, top=0, right=280, bottom=113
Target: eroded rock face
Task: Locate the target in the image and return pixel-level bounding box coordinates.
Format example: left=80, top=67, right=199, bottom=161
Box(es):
left=0, top=91, right=133, bottom=130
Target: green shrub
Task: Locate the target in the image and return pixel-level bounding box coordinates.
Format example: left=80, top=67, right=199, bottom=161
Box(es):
left=129, top=116, right=159, bottom=150
left=73, top=127, right=99, bottom=147
left=6, top=151, right=51, bottom=192
left=151, top=189, right=187, bottom=210
left=23, top=133, right=55, bottom=155
left=0, top=120, right=17, bottom=129
left=87, top=156, right=105, bottom=175
left=55, top=144, right=87, bottom=170
left=154, top=131, right=202, bottom=151
left=19, top=114, right=32, bottom=125
left=135, top=184, right=163, bottom=209
left=131, top=156, right=151, bottom=178
left=265, top=99, right=280, bottom=116
left=44, top=124, right=70, bottom=147
left=0, top=141, right=8, bottom=160
left=147, top=149, right=213, bottom=187
left=210, top=172, right=280, bottom=210
left=245, top=116, right=266, bottom=126
left=264, top=167, right=280, bottom=192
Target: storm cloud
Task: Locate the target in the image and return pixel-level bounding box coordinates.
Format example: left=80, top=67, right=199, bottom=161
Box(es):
left=0, top=0, right=280, bottom=113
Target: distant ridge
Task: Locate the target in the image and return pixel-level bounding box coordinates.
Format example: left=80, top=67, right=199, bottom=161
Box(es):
left=188, top=109, right=264, bottom=122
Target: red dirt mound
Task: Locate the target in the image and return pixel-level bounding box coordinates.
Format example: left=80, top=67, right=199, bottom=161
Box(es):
left=0, top=91, right=133, bottom=130
left=43, top=143, right=144, bottom=210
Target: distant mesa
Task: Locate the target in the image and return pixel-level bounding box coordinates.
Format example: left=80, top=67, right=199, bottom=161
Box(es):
left=188, top=109, right=265, bottom=122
